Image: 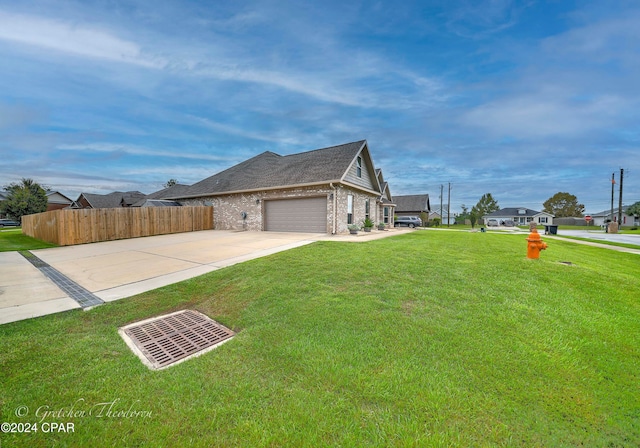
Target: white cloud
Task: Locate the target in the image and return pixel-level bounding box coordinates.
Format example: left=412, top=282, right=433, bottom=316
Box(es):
left=190, top=115, right=303, bottom=145
left=56, top=142, right=234, bottom=162
left=0, top=10, right=164, bottom=68
left=541, top=13, right=640, bottom=61
left=0, top=8, right=444, bottom=111
left=444, top=0, right=527, bottom=38
left=0, top=103, right=43, bottom=129
left=460, top=75, right=629, bottom=139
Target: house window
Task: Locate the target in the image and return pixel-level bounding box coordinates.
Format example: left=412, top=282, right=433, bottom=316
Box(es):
left=356, top=156, right=362, bottom=178
left=539, top=217, right=548, bottom=224
left=384, top=207, right=389, bottom=224
left=365, top=199, right=370, bottom=219
left=347, top=194, right=353, bottom=224
left=526, top=217, right=533, bottom=223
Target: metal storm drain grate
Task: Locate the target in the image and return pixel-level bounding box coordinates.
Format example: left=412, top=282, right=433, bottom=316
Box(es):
left=120, top=310, right=235, bottom=370
left=20, top=251, right=104, bottom=308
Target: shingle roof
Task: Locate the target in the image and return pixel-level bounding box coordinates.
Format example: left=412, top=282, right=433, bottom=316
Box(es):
left=171, top=140, right=367, bottom=198
left=591, top=206, right=629, bottom=217
left=131, top=199, right=182, bottom=207
left=79, top=191, right=146, bottom=208
left=394, top=194, right=430, bottom=212
left=485, top=207, right=550, bottom=217
left=146, top=184, right=192, bottom=200
left=121, top=191, right=147, bottom=206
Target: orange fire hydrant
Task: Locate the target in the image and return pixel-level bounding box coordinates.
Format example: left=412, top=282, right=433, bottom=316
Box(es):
left=526, top=228, right=547, bottom=259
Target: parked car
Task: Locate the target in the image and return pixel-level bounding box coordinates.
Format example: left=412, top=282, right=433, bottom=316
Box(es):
left=503, top=220, right=515, bottom=227
left=486, top=219, right=499, bottom=227
left=0, top=218, right=21, bottom=227
left=394, top=216, right=422, bottom=228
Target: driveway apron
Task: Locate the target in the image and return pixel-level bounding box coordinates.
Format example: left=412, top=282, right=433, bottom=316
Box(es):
left=1, top=230, right=321, bottom=324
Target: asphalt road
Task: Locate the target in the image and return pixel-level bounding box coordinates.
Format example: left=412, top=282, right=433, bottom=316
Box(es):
left=556, top=230, right=640, bottom=246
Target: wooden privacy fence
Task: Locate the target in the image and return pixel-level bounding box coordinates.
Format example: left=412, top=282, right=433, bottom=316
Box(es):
left=22, top=206, right=214, bottom=246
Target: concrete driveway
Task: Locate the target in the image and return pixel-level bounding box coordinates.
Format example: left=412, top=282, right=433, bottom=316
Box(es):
left=0, top=228, right=410, bottom=325
left=0, top=230, right=322, bottom=325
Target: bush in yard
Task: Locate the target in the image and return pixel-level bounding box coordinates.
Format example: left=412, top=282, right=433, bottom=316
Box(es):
left=1, top=178, right=48, bottom=223
left=420, top=211, right=429, bottom=226
left=627, top=201, right=640, bottom=224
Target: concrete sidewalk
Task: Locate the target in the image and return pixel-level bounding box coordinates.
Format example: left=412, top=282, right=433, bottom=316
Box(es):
left=0, top=251, right=82, bottom=323
left=1, top=228, right=410, bottom=325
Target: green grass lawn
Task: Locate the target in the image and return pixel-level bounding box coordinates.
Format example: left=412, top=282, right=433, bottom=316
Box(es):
left=0, top=228, right=57, bottom=252
left=1, top=231, right=639, bottom=447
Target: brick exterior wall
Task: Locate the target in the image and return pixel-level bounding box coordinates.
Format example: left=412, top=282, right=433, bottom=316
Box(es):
left=181, top=186, right=334, bottom=232
left=180, top=184, right=388, bottom=233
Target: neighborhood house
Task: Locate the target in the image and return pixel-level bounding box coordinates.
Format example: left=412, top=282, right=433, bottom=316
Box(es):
left=590, top=206, right=638, bottom=227
left=161, top=140, right=396, bottom=234
left=394, top=194, right=431, bottom=224
left=483, top=207, right=554, bottom=226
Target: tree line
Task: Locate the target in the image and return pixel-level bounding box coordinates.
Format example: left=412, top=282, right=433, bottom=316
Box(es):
left=456, top=191, right=639, bottom=226
left=2, top=179, right=640, bottom=227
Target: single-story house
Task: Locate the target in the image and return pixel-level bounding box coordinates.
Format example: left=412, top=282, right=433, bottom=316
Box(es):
left=484, top=207, right=554, bottom=226
left=590, top=206, right=638, bottom=227
left=166, top=140, right=395, bottom=233
left=46, top=191, right=73, bottom=211
left=429, top=210, right=455, bottom=225
left=72, top=191, right=147, bottom=209
left=394, top=194, right=431, bottom=222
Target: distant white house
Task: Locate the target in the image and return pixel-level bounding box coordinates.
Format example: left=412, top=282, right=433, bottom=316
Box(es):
left=483, top=207, right=554, bottom=226
left=429, top=210, right=456, bottom=225
left=590, top=206, right=638, bottom=227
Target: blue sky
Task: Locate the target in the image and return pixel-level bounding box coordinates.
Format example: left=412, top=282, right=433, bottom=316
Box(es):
left=1, top=0, right=638, bottom=214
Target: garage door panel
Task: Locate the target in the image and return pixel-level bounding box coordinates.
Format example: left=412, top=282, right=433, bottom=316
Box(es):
left=265, top=197, right=327, bottom=233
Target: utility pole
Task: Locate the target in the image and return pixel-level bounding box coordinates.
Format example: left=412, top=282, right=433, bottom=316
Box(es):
left=440, top=184, right=443, bottom=225
left=618, top=168, right=624, bottom=225
left=610, top=172, right=615, bottom=226
left=447, top=182, right=451, bottom=227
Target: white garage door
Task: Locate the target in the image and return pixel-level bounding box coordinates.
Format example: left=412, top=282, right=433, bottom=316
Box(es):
left=264, top=197, right=327, bottom=233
